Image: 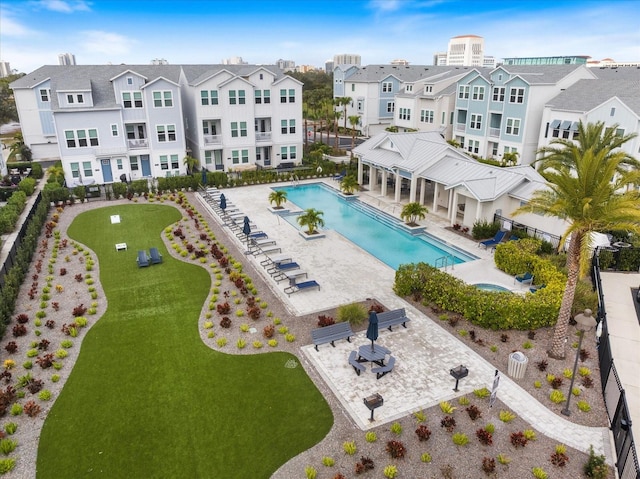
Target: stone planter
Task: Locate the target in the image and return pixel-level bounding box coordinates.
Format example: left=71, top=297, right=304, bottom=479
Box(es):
left=298, top=230, right=325, bottom=240
left=400, top=223, right=426, bottom=234
left=268, top=206, right=290, bottom=214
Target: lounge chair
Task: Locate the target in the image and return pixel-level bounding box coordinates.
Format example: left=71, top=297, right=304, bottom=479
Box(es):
left=136, top=250, right=150, bottom=268
left=529, top=284, right=546, bottom=293
left=268, top=261, right=300, bottom=275
left=149, top=247, right=163, bottom=264
left=284, top=279, right=320, bottom=296
left=478, top=230, right=507, bottom=249
left=514, top=272, right=533, bottom=286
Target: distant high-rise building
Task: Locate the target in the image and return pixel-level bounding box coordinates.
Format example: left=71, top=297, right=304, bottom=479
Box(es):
left=58, top=53, right=76, bottom=65
left=390, top=59, right=410, bottom=65
left=276, top=59, right=296, bottom=72
left=150, top=58, right=169, bottom=65
left=0, top=61, right=10, bottom=77
left=433, top=52, right=447, bottom=66
left=333, top=53, right=361, bottom=66
left=222, top=56, right=247, bottom=65
left=325, top=60, right=334, bottom=73
left=483, top=56, right=497, bottom=68
left=446, top=35, right=484, bottom=67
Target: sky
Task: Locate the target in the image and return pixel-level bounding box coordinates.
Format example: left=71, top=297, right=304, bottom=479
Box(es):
left=1, top=0, right=639, bottom=74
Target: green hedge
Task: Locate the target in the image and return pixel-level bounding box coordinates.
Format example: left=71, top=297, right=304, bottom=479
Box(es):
left=0, top=191, right=27, bottom=234
left=18, top=177, right=36, bottom=196
left=393, top=262, right=562, bottom=330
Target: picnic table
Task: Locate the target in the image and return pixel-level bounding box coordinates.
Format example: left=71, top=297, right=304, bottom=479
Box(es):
left=357, top=344, right=390, bottom=366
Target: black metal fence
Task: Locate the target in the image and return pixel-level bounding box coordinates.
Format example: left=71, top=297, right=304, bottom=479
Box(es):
left=492, top=214, right=561, bottom=250
left=0, top=192, right=43, bottom=291
left=592, top=249, right=640, bottom=479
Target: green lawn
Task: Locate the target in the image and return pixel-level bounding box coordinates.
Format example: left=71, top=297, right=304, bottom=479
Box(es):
left=37, top=203, right=333, bottom=478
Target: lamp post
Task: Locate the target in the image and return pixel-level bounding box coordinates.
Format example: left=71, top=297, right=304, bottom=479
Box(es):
left=561, top=309, right=597, bottom=416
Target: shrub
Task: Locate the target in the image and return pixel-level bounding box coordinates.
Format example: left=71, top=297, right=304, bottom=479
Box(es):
left=263, top=324, right=275, bottom=338
left=497, top=453, right=511, bottom=465
left=579, top=366, right=591, bottom=377
left=10, top=404, right=22, bottom=416
left=216, top=338, right=227, bottom=347
left=337, top=303, right=368, bottom=326
left=0, top=438, right=16, bottom=455
left=550, top=390, right=566, bottom=404
left=386, top=440, right=406, bottom=458
left=364, top=431, right=377, bottom=443
left=439, top=401, right=456, bottom=414
left=482, top=457, right=496, bottom=474
left=452, top=432, right=468, bottom=446
left=584, top=445, right=607, bottom=479
left=440, top=416, right=456, bottom=432
left=0, top=458, right=16, bottom=473
left=3, top=423, right=17, bottom=435
left=472, top=219, right=500, bottom=240
left=499, top=410, right=516, bottom=422
left=577, top=400, right=591, bottom=412
left=38, top=389, right=52, bottom=401
left=219, top=317, right=231, bottom=328
left=466, top=404, right=482, bottom=421
left=343, top=441, right=356, bottom=455
left=415, top=425, right=431, bottom=441
left=532, top=467, right=548, bottom=479
left=12, top=324, right=27, bottom=337
left=321, top=456, right=334, bottom=467
left=304, top=466, right=317, bottom=479
left=421, top=452, right=432, bottom=463
left=474, top=387, right=490, bottom=399
left=4, top=342, right=17, bottom=354
left=484, top=423, right=495, bottom=434
left=317, top=315, right=335, bottom=327
left=383, top=465, right=397, bottom=479
left=523, top=429, right=537, bottom=441
left=510, top=431, right=528, bottom=448
left=550, top=445, right=569, bottom=467
left=390, top=422, right=402, bottom=435
left=24, top=400, right=41, bottom=417
left=476, top=428, right=493, bottom=445
left=236, top=339, right=246, bottom=349
left=413, top=409, right=426, bottom=423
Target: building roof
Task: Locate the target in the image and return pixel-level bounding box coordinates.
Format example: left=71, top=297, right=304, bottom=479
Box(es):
left=546, top=78, right=640, bottom=116
left=345, top=65, right=477, bottom=83
left=495, top=64, right=592, bottom=85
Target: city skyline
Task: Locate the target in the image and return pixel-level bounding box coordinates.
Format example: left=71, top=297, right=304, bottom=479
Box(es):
left=1, top=0, right=639, bottom=74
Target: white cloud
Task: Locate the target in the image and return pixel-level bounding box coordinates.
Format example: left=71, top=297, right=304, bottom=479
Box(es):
left=37, top=0, right=91, bottom=13
left=80, top=30, right=132, bottom=56
left=0, top=13, right=38, bottom=37
left=367, top=0, right=402, bottom=12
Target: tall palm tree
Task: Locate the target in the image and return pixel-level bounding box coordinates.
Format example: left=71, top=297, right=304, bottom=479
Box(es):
left=348, top=115, right=361, bottom=151
left=400, top=202, right=428, bottom=225
left=8, top=132, right=32, bottom=162
left=268, top=190, right=288, bottom=209
left=297, top=208, right=325, bottom=235
left=183, top=155, right=199, bottom=175
left=337, top=96, right=352, bottom=130
left=514, top=121, right=640, bottom=359
left=333, top=109, right=342, bottom=148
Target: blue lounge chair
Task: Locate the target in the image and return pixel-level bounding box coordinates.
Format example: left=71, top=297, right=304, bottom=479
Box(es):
left=478, top=230, right=507, bottom=249
left=149, top=247, right=163, bottom=264
left=136, top=250, right=150, bottom=268
left=268, top=262, right=300, bottom=275
left=514, top=272, right=533, bottom=286
left=529, top=284, right=546, bottom=293
left=284, top=280, right=320, bottom=296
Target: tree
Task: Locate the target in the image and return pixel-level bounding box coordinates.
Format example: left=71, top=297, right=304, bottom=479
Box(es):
left=514, top=121, right=640, bottom=359
left=0, top=73, right=24, bottom=125
left=348, top=115, right=361, bottom=151
left=337, top=96, right=352, bottom=130
left=400, top=202, right=428, bottom=225
left=296, top=208, right=325, bottom=235
left=183, top=155, right=199, bottom=175
left=7, top=132, right=32, bottom=162
left=333, top=108, right=342, bottom=148
left=501, top=151, right=519, bottom=166
left=340, top=175, right=359, bottom=195
left=268, top=190, right=287, bottom=209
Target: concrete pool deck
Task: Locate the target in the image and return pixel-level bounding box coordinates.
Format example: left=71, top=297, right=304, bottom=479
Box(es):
left=195, top=178, right=612, bottom=460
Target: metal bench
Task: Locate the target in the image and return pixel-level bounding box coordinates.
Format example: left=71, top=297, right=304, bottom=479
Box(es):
left=377, top=308, right=410, bottom=331
left=348, top=350, right=366, bottom=376
left=371, top=356, right=396, bottom=379
left=310, top=322, right=354, bottom=351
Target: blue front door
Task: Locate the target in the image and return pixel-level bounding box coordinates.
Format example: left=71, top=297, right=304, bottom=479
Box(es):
left=101, top=159, right=113, bottom=182
left=140, top=155, right=151, bottom=176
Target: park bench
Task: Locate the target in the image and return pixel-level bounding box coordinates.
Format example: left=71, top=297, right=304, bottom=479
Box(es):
left=371, top=356, right=396, bottom=379
left=310, top=322, right=354, bottom=351
left=348, top=350, right=367, bottom=376
left=377, top=308, right=410, bottom=331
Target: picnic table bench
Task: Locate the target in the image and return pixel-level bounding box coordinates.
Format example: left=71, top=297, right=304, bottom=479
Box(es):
left=371, top=356, right=396, bottom=379
left=311, top=322, right=354, bottom=351
left=377, top=308, right=410, bottom=331
left=348, top=350, right=367, bottom=376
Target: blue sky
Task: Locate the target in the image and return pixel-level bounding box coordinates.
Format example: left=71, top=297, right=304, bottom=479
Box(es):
left=2, top=0, right=639, bottom=73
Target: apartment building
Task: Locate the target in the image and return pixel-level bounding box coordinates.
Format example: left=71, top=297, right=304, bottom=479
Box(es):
left=11, top=64, right=302, bottom=185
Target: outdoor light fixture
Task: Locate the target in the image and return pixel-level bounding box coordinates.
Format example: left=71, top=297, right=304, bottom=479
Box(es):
left=562, top=309, right=597, bottom=416
left=363, top=393, right=383, bottom=422
left=450, top=365, right=469, bottom=392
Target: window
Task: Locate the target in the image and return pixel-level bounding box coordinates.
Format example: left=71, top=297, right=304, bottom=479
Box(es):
left=281, top=146, right=288, bottom=160
left=351, top=84, right=355, bottom=92
left=492, top=87, right=505, bottom=102
left=82, top=161, right=92, bottom=177
left=405, top=85, right=413, bottom=93
left=467, top=140, right=479, bottom=154
left=111, top=124, right=118, bottom=137
left=64, top=129, right=99, bottom=148
left=232, top=150, right=239, bottom=164
left=386, top=101, right=395, bottom=113
left=130, top=156, right=139, bottom=171
left=425, top=85, right=433, bottom=93
left=171, top=154, right=179, bottom=169
left=153, top=91, right=173, bottom=107
left=398, top=108, right=411, bottom=121
left=357, top=100, right=363, bottom=112
left=458, top=85, right=470, bottom=99
left=122, top=92, right=142, bottom=108
left=289, top=146, right=296, bottom=160
left=201, top=90, right=219, bottom=105
left=156, top=124, right=176, bottom=142
left=230, top=90, right=237, bottom=104
left=240, top=121, right=247, bottom=137
left=441, top=111, right=446, bottom=125
left=280, top=89, right=286, bottom=103
left=610, top=107, right=616, bottom=117
left=259, top=73, right=263, bottom=80
left=77, top=94, right=84, bottom=104
left=509, top=87, right=525, bottom=103
left=127, top=77, right=133, bottom=85
left=116, top=159, right=123, bottom=170
left=281, top=119, right=295, bottom=134
left=280, top=146, right=296, bottom=160
left=472, top=86, right=485, bottom=100
left=255, top=90, right=262, bottom=104
left=505, top=118, right=520, bottom=135
left=262, top=90, right=270, bottom=103
left=67, top=94, right=74, bottom=104
left=241, top=149, right=249, bottom=164
left=288, top=89, right=295, bottom=102
left=616, top=128, right=625, bottom=137
left=504, top=146, right=517, bottom=155
left=88, top=129, right=98, bottom=146
left=65, top=130, right=75, bottom=148
left=470, top=114, right=482, bottom=130
left=39, top=89, right=50, bottom=102
left=382, top=82, right=392, bottom=93
left=70, top=163, right=80, bottom=178
left=160, top=155, right=169, bottom=170
left=420, top=110, right=434, bottom=123
left=238, top=90, right=246, bottom=104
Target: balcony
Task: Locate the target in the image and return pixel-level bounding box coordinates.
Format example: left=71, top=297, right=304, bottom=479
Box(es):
left=455, top=123, right=466, bottom=132
left=127, top=138, right=149, bottom=149
left=489, top=128, right=500, bottom=138
left=204, top=134, right=222, bottom=145
left=255, top=131, right=272, bottom=142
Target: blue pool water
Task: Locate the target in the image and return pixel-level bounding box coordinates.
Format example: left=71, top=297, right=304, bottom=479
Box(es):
left=474, top=283, right=511, bottom=293
left=278, top=183, right=476, bottom=270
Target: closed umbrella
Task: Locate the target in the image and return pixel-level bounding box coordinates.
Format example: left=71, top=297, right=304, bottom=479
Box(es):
left=219, top=193, right=227, bottom=214
left=242, top=216, right=251, bottom=243
left=201, top=168, right=207, bottom=187
left=366, top=311, right=379, bottom=351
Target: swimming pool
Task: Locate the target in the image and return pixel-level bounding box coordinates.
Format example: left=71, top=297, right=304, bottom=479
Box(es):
left=277, top=183, right=476, bottom=270
left=474, top=283, right=511, bottom=293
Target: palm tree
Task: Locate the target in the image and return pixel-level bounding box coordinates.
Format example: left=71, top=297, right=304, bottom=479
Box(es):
left=514, top=121, right=640, bottom=360
left=46, top=164, right=65, bottom=185
left=268, top=190, right=288, bottom=209
left=400, top=202, right=428, bottom=225
left=183, top=155, right=199, bottom=175
left=333, top=109, right=342, bottom=149
left=501, top=151, right=519, bottom=166
left=337, top=96, right=352, bottom=130
left=340, top=175, right=359, bottom=195
left=348, top=115, right=361, bottom=151
left=297, top=208, right=325, bottom=235
left=8, top=132, right=32, bottom=162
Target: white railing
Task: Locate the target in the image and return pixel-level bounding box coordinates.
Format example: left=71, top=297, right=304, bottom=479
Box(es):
left=255, top=131, right=272, bottom=142
left=489, top=128, right=500, bottom=138
left=455, top=123, right=465, bottom=132
left=127, top=138, right=149, bottom=149
left=204, top=134, right=222, bottom=145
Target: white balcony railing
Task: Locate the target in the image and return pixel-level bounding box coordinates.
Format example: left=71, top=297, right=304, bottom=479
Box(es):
left=489, top=128, right=500, bottom=138
left=127, top=138, right=149, bottom=149
left=204, top=134, right=222, bottom=145
left=455, top=123, right=465, bottom=132
left=255, top=131, right=272, bottom=142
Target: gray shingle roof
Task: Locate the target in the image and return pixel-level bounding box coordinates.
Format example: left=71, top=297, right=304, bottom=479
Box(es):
left=346, top=65, right=478, bottom=83
left=546, top=78, right=640, bottom=115
left=495, top=64, right=590, bottom=85
left=180, top=64, right=284, bottom=85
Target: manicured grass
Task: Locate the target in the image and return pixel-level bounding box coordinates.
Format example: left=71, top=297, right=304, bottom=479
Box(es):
left=37, top=204, right=333, bottom=478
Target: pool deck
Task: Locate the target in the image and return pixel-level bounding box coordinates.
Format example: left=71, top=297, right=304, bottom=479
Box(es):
left=196, top=178, right=613, bottom=461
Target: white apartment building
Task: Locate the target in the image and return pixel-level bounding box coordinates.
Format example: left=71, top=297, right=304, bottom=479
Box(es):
left=333, top=54, right=361, bottom=67
left=447, top=35, right=484, bottom=67
left=0, top=61, right=10, bottom=78
left=58, top=53, right=76, bottom=66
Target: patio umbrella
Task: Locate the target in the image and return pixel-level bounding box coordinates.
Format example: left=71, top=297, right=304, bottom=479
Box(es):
left=219, top=193, right=227, bottom=214
left=242, top=216, right=251, bottom=243
left=201, top=168, right=207, bottom=187
left=366, top=311, right=379, bottom=351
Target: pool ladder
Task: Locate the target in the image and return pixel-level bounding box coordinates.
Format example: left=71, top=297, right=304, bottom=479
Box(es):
left=435, top=254, right=455, bottom=271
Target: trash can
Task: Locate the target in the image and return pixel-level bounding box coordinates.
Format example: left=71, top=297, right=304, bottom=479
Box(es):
left=507, top=351, right=528, bottom=379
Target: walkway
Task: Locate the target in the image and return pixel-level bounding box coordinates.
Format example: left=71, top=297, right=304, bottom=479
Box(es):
left=196, top=178, right=611, bottom=460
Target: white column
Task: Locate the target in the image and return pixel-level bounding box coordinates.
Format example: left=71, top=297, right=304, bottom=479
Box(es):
left=409, top=176, right=418, bottom=203
left=432, top=182, right=439, bottom=212
left=381, top=170, right=388, bottom=197
left=394, top=174, right=402, bottom=203
left=357, top=158, right=364, bottom=185
left=475, top=199, right=482, bottom=225
left=419, top=178, right=426, bottom=206
left=369, top=166, right=376, bottom=192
